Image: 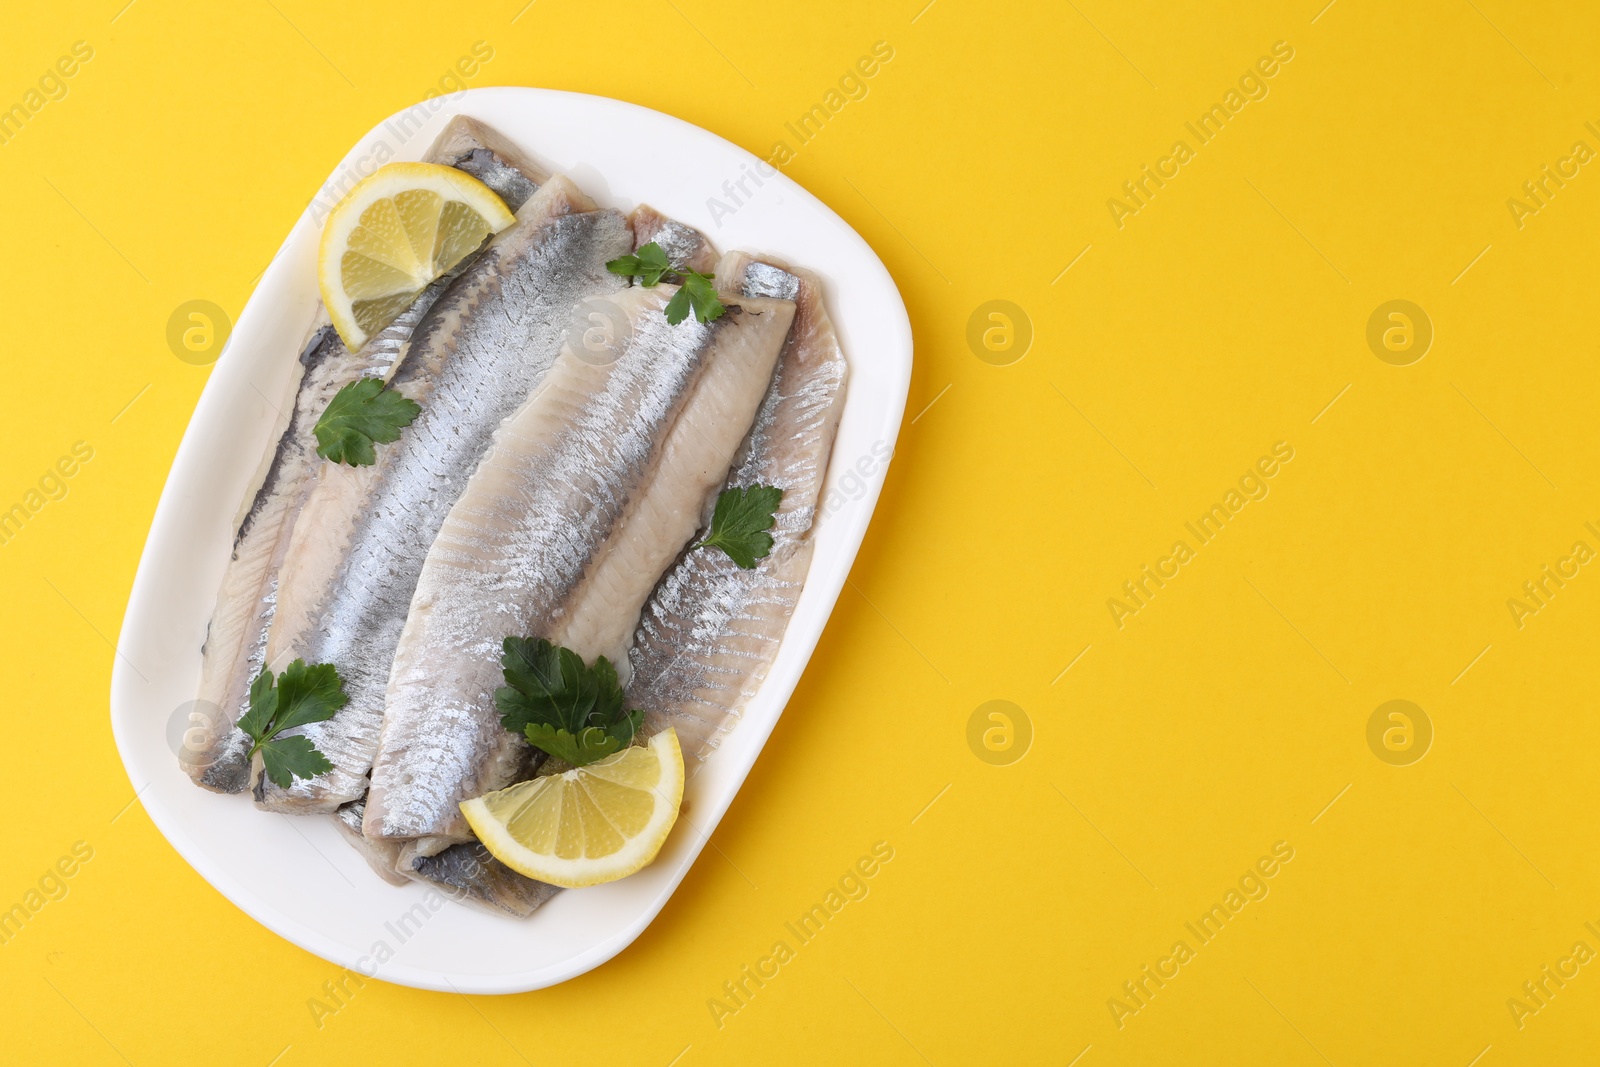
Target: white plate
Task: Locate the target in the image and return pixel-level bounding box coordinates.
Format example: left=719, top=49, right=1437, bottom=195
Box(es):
left=109, top=88, right=911, bottom=993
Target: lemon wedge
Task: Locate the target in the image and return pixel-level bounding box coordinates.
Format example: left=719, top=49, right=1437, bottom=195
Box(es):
left=318, top=162, right=515, bottom=349
left=460, top=729, right=685, bottom=888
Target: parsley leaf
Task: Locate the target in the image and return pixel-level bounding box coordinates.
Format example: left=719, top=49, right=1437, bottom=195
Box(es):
left=236, top=667, right=281, bottom=743
left=239, top=659, right=349, bottom=788
left=522, top=723, right=631, bottom=768
left=696, top=485, right=784, bottom=568
left=314, top=378, right=421, bottom=466
left=269, top=660, right=348, bottom=732
left=606, top=241, right=671, bottom=286
left=606, top=241, right=726, bottom=326
left=662, top=285, right=694, bottom=326
left=679, top=270, right=726, bottom=324
left=495, top=637, right=644, bottom=767
left=257, top=735, right=333, bottom=788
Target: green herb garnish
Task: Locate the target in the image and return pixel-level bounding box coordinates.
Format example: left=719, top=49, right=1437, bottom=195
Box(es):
left=239, top=659, right=347, bottom=787
left=606, top=242, right=672, bottom=286
left=696, top=485, right=784, bottom=569
left=606, top=241, right=726, bottom=325
left=495, top=637, right=644, bottom=768
left=314, top=378, right=421, bottom=466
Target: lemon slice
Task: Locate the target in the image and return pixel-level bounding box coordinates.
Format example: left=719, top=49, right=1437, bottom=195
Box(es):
left=460, top=730, right=685, bottom=888
left=318, top=162, right=515, bottom=349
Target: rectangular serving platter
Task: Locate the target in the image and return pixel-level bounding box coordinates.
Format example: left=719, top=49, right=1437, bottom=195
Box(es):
left=110, top=87, right=911, bottom=993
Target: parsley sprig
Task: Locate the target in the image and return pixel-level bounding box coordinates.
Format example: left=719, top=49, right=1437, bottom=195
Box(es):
left=239, top=659, right=348, bottom=787
left=696, top=485, right=784, bottom=569
left=314, top=378, right=421, bottom=466
left=606, top=241, right=726, bottom=325
left=495, top=638, right=644, bottom=767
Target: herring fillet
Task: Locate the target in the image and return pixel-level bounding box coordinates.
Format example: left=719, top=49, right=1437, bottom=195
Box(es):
left=626, top=254, right=848, bottom=761
left=183, top=117, right=541, bottom=794
left=364, top=285, right=795, bottom=846
left=254, top=177, right=632, bottom=812
left=542, top=293, right=796, bottom=670
left=334, top=799, right=547, bottom=915
left=410, top=841, right=561, bottom=917
left=431, top=115, right=550, bottom=211
left=339, top=798, right=550, bottom=912
left=629, top=204, right=718, bottom=273
left=364, top=284, right=737, bottom=845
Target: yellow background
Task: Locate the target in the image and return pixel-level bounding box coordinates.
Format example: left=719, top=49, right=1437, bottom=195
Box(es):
left=3, top=0, right=1598, bottom=1063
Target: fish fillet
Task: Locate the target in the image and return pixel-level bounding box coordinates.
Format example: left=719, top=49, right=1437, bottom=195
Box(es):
left=408, top=842, right=560, bottom=917
left=432, top=116, right=550, bottom=210
left=626, top=254, right=849, bottom=761
left=254, top=176, right=632, bottom=813
left=629, top=204, right=718, bottom=273
left=183, top=117, right=544, bottom=794
left=332, top=799, right=548, bottom=913
left=365, top=284, right=795, bottom=847
left=541, top=299, right=797, bottom=670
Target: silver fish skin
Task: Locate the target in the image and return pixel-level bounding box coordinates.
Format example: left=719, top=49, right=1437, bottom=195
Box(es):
left=626, top=253, right=849, bottom=762
left=184, top=117, right=537, bottom=794
left=407, top=840, right=560, bottom=917
left=542, top=292, right=796, bottom=671
left=338, top=798, right=550, bottom=911
left=629, top=205, right=718, bottom=273
left=255, top=177, right=633, bottom=813
left=365, top=285, right=795, bottom=846
left=430, top=115, right=550, bottom=212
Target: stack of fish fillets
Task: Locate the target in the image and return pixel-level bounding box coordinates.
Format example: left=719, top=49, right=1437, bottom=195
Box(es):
left=182, top=116, right=848, bottom=917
